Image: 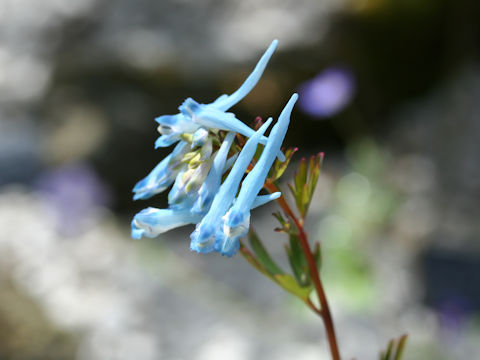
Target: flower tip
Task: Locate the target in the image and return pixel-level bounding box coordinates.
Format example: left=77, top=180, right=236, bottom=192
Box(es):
left=131, top=220, right=145, bottom=239
left=190, top=223, right=216, bottom=253
left=154, top=136, right=167, bottom=148
left=132, top=193, right=143, bottom=201
left=179, top=97, right=200, bottom=116
left=215, top=231, right=240, bottom=257
left=190, top=230, right=216, bottom=253
left=132, top=184, right=143, bottom=194
left=290, top=93, right=299, bottom=105
left=270, top=192, right=281, bottom=201
left=221, top=250, right=237, bottom=258
left=257, top=117, right=273, bottom=136
left=190, top=242, right=215, bottom=254
left=155, top=115, right=172, bottom=125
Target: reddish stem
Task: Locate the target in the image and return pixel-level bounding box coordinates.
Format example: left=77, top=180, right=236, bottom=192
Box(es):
left=265, top=181, right=342, bottom=360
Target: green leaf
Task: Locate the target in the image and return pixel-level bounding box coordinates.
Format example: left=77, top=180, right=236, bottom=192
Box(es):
left=379, top=334, right=408, bottom=360
left=273, top=273, right=312, bottom=300
left=248, top=229, right=283, bottom=276
left=384, top=339, right=394, bottom=360
left=289, top=153, right=324, bottom=219
left=304, top=153, right=323, bottom=216
left=238, top=243, right=270, bottom=276
left=272, top=211, right=291, bottom=232
left=295, top=158, right=308, bottom=192
left=286, top=233, right=310, bottom=287
left=393, top=334, right=408, bottom=360
left=269, top=147, right=298, bottom=181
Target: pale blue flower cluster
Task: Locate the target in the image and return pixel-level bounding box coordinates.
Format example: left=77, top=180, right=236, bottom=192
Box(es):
left=131, top=39, right=298, bottom=256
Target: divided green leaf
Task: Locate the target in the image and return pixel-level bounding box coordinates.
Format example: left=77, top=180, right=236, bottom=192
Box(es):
left=285, top=233, right=310, bottom=287
left=272, top=211, right=291, bottom=232
left=239, top=243, right=269, bottom=275
left=269, top=147, right=298, bottom=181
left=289, top=153, right=323, bottom=219
left=394, top=334, right=408, bottom=360
left=248, top=229, right=283, bottom=276
left=273, top=273, right=312, bottom=301
left=379, top=334, right=408, bottom=360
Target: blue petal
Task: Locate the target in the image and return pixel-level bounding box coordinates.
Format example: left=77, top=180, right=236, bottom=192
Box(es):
left=132, top=207, right=201, bottom=239
left=168, top=161, right=211, bottom=206
left=222, top=94, right=297, bottom=242
left=133, top=141, right=189, bottom=200
left=155, top=113, right=199, bottom=134
left=190, top=223, right=216, bottom=254
left=190, top=106, right=264, bottom=143
left=230, top=94, right=297, bottom=213
left=155, top=133, right=180, bottom=148
left=170, top=140, right=190, bottom=158
left=189, top=119, right=272, bottom=252
left=214, top=229, right=240, bottom=257
left=251, top=192, right=281, bottom=208
left=212, top=40, right=279, bottom=111
left=191, top=127, right=209, bottom=148
left=192, top=132, right=236, bottom=214
left=211, top=94, right=229, bottom=105
left=223, top=154, right=238, bottom=173
left=191, top=107, right=285, bottom=161
left=132, top=153, right=174, bottom=200
left=213, top=193, right=280, bottom=256
left=179, top=97, right=201, bottom=117
left=167, top=168, right=188, bottom=205
left=131, top=220, right=145, bottom=239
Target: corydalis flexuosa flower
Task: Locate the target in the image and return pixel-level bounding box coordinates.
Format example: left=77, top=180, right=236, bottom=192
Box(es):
left=131, top=39, right=298, bottom=257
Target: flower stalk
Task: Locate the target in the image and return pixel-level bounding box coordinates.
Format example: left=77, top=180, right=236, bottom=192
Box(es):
left=264, top=180, right=341, bottom=360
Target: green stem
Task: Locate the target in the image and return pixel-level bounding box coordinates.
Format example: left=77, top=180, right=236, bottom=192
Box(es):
left=265, top=181, right=342, bottom=360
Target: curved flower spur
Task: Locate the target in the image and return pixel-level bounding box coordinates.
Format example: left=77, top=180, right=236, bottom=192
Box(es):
left=131, top=39, right=297, bottom=257
left=154, top=39, right=284, bottom=162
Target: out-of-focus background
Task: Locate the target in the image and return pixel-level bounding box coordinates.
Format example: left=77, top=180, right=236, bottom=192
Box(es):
left=1, top=0, right=479, bottom=359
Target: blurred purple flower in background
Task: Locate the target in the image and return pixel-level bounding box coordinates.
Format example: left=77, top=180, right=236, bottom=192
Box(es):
left=35, top=163, right=111, bottom=235
left=438, top=296, right=472, bottom=343
left=298, top=67, right=355, bottom=118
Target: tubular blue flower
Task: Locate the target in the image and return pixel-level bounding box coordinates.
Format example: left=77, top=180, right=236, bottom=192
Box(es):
left=216, top=94, right=298, bottom=256
left=212, top=192, right=281, bottom=257
left=192, top=132, right=236, bottom=214
left=155, top=114, right=199, bottom=148
left=191, top=128, right=209, bottom=148
left=131, top=207, right=202, bottom=239
left=189, top=118, right=273, bottom=254
left=179, top=98, right=285, bottom=161
left=168, top=159, right=212, bottom=206
left=131, top=40, right=295, bottom=259
left=131, top=192, right=281, bottom=241
left=132, top=141, right=189, bottom=200
left=167, top=139, right=213, bottom=205
left=152, top=40, right=283, bottom=160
